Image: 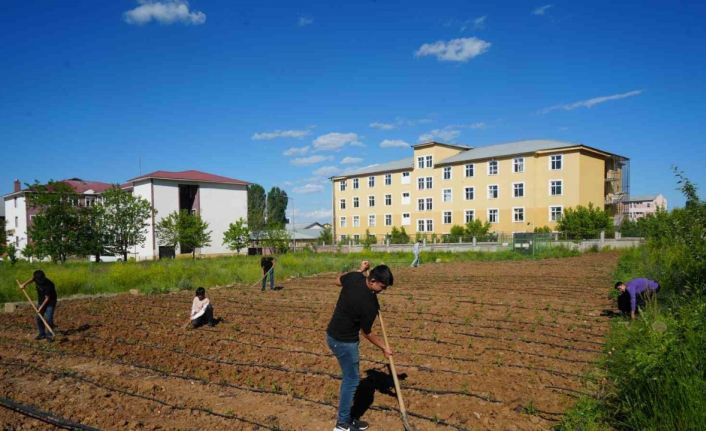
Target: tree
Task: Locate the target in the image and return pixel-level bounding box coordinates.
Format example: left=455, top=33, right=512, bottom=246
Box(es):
left=465, top=219, right=492, bottom=240
left=362, top=229, right=378, bottom=249
left=267, top=187, right=288, bottom=228
left=75, top=204, right=107, bottom=262
left=260, top=225, right=290, bottom=254
left=389, top=226, right=410, bottom=244
left=533, top=225, right=552, bottom=234
left=98, top=186, right=153, bottom=262
left=6, top=243, right=17, bottom=264
left=0, top=218, right=6, bottom=255
left=223, top=217, right=250, bottom=254
left=247, top=184, right=266, bottom=232
left=558, top=203, right=614, bottom=240
left=444, top=225, right=466, bottom=243
left=26, top=180, right=81, bottom=263
left=156, top=210, right=212, bottom=259
left=318, top=225, right=332, bottom=245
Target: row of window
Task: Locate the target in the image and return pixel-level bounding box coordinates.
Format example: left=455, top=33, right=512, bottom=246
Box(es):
left=339, top=180, right=564, bottom=209
left=339, top=155, right=564, bottom=191
left=339, top=206, right=564, bottom=228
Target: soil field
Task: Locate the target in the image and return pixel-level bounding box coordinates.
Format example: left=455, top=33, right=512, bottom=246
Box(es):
left=0, top=252, right=618, bottom=431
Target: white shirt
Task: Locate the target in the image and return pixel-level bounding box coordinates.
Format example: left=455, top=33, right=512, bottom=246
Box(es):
left=190, top=297, right=210, bottom=320
left=413, top=242, right=420, bottom=255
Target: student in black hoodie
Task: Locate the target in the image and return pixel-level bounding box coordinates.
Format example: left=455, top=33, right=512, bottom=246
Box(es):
left=19, top=270, right=57, bottom=341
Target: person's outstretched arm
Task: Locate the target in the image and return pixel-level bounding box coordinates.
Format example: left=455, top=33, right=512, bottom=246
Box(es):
left=362, top=330, right=393, bottom=358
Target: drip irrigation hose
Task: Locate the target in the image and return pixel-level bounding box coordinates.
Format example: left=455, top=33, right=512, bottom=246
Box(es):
left=0, top=396, right=102, bottom=431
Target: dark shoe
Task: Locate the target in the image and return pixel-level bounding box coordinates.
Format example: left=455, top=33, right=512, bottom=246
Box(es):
left=46, top=336, right=54, bottom=343
left=333, top=423, right=350, bottom=431
left=352, top=419, right=368, bottom=430
left=34, top=334, right=46, bottom=340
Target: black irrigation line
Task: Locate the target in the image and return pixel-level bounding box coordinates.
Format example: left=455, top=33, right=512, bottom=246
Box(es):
left=457, top=331, right=602, bottom=355
left=1, top=341, right=475, bottom=431
left=455, top=299, right=607, bottom=321
left=0, top=359, right=283, bottom=431
left=481, top=347, right=597, bottom=366
left=0, top=396, right=102, bottom=431
left=544, top=385, right=594, bottom=398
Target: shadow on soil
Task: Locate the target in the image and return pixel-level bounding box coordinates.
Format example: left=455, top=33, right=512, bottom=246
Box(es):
left=351, top=368, right=408, bottom=420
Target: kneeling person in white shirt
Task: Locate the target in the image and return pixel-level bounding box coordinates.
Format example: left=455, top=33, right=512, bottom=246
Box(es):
left=190, top=287, right=215, bottom=328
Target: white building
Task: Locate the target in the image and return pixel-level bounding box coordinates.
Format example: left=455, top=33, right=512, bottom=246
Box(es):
left=3, top=171, right=250, bottom=260
left=624, top=194, right=667, bottom=221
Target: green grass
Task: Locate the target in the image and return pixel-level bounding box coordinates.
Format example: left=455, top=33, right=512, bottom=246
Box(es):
left=1, top=247, right=579, bottom=303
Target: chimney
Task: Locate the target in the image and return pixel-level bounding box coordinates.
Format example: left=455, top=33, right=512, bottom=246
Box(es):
left=13, top=179, right=20, bottom=193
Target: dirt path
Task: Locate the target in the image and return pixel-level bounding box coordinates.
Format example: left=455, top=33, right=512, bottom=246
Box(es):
left=0, top=252, right=619, bottom=430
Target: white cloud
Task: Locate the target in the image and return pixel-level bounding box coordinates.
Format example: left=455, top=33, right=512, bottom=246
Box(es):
left=473, top=16, right=487, bottom=30
left=252, top=129, right=310, bottom=140
left=369, top=122, right=396, bottom=130
left=532, top=4, right=553, bottom=15
left=297, top=208, right=332, bottom=220
left=313, top=166, right=341, bottom=177
left=469, top=122, right=486, bottom=129
left=283, top=146, right=310, bottom=156
left=312, top=132, right=362, bottom=151
left=293, top=183, right=324, bottom=194
left=123, top=0, right=206, bottom=25
left=415, top=37, right=491, bottom=62
left=418, top=128, right=461, bottom=143
left=298, top=16, right=313, bottom=26
left=540, top=90, right=644, bottom=114
left=291, top=155, right=333, bottom=166
left=341, top=156, right=363, bottom=164
left=380, top=139, right=410, bottom=148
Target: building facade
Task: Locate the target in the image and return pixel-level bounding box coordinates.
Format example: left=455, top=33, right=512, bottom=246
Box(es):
left=624, top=194, right=667, bottom=221
left=330, top=140, right=629, bottom=242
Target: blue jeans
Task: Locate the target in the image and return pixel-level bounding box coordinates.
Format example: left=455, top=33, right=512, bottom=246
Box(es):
left=36, top=303, right=55, bottom=337
left=262, top=269, right=275, bottom=290
left=411, top=254, right=420, bottom=267
left=327, top=334, right=360, bottom=425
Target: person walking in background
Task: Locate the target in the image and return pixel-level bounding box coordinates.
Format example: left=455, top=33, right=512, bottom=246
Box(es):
left=410, top=240, right=422, bottom=267
left=326, top=264, right=394, bottom=431
left=260, top=256, right=275, bottom=291
left=189, top=287, right=216, bottom=328
left=615, top=278, right=660, bottom=319
left=19, top=270, right=57, bottom=341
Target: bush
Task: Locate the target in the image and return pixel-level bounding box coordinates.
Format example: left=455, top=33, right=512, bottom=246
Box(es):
left=558, top=203, right=614, bottom=240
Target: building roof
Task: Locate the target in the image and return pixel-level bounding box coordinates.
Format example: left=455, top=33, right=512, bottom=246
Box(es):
left=335, top=158, right=414, bottom=178
left=126, top=170, right=249, bottom=186
left=412, top=140, right=472, bottom=150
left=437, top=139, right=623, bottom=165
left=625, top=194, right=659, bottom=202
left=61, top=178, right=115, bottom=194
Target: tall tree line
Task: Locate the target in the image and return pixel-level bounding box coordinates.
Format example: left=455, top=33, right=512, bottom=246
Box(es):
left=247, top=184, right=288, bottom=230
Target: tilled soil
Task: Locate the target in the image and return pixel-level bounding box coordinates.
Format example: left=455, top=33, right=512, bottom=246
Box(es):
left=0, top=252, right=618, bottom=430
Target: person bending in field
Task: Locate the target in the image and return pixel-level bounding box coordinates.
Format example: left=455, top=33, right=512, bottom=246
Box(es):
left=326, top=263, right=394, bottom=431
left=19, top=270, right=57, bottom=341
left=190, top=287, right=216, bottom=328
left=260, top=256, right=275, bottom=291
left=615, top=278, right=660, bottom=319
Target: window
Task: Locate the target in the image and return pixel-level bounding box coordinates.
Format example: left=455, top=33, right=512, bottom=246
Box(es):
left=488, top=208, right=499, bottom=224
left=550, top=154, right=563, bottom=170
left=443, top=211, right=452, bottom=224
left=402, top=213, right=411, bottom=225
left=465, top=163, right=474, bottom=177
left=443, top=167, right=451, bottom=180
left=384, top=174, right=391, bottom=185
left=417, top=156, right=425, bottom=169
left=368, top=176, right=375, bottom=187
left=340, top=217, right=346, bottom=227
left=425, top=155, right=433, bottom=168
left=353, top=216, right=360, bottom=227
left=401, top=172, right=410, bottom=184
left=464, top=187, right=475, bottom=200
left=465, top=210, right=475, bottom=223
left=353, top=178, right=359, bottom=189
left=15, top=216, right=18, bottom=228
left=418, top=177, right=425, bottom=190
left=340, top=235, right=347, bottom=242
left=368, top=195, right=375, bottom=207
left=550, top=206, right=563, bottom=222
left=353, top=234, right=360, bottom=243
left=425, top=198, right=433, bottom=211
left=418, top=219, right=425, bottom=231
left=418, top=198, right=425, bottom=211
left=353, top=197, right=359, bottom=208
left=385, top=214, right=392, bottom=226
left=443, top=188, right=452, bottom=202
left=426, top=219, right=433, bottom=231
left=550, top=180, right=563, bottom=196
left=340, top=180, right=347, bottom=191
left=513, top=157, right=524, bottom=173
left=402, top=192, right=410, bottom=205
left=339, top=199, right=346, bottom=210
left=14, top=197, right=17, bottom=208
left=513, top=207, right=525, bottom=223
left=488, top=184, right=499, bottom=199
left=513, top=182, right=524, bottom=198
left=425, top=177, right=433, bottom=189
left=385, top=194, right=392, bottom=206
left=488, top=160, right=498, bottom=175
left=368, top=215, right=376, bottom=227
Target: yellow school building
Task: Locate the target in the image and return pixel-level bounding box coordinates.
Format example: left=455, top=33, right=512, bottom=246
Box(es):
left=330, top=140, right=629, bottom=242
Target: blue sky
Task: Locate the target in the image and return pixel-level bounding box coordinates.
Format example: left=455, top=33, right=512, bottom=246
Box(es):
left=2, top=0, right=705, bottom=222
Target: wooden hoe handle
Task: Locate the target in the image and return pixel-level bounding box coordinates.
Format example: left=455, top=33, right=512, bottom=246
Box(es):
left=378, top=309, right=415, bottom=430
left=15, top=279, right=55, bottom=337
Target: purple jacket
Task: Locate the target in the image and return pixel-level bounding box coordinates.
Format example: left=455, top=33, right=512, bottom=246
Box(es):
left=626, top=278, right=660, bottom=312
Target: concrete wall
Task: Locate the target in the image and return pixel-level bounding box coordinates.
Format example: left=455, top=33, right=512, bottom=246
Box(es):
left=199, top=183, right=248, bottom=255
left=3, top=195, right=27, bottom=251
